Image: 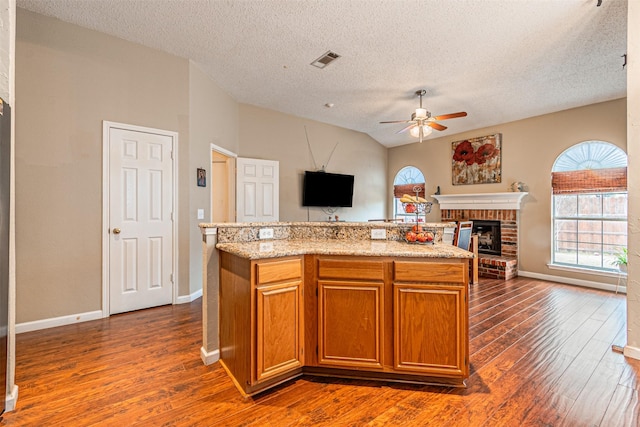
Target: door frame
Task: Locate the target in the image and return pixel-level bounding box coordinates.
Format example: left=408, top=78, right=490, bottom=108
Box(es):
left=210, top=143, right=237, bottom=222
left=101, top=121, right=179, bottom=318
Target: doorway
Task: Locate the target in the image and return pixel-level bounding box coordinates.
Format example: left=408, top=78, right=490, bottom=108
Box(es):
left=209, top=145, right=279, bottom=223
left=102, top=121, right=178, bottom=316
left=211, top=145, right=236, bottom=222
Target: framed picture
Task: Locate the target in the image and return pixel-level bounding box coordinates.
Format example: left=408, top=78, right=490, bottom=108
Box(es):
left=197, top=168, right=206, bottom=187
left=452, top=133, right=502, bottom=185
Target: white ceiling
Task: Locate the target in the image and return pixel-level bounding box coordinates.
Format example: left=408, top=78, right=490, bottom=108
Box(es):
left=16, top=0, right=628, bottom=148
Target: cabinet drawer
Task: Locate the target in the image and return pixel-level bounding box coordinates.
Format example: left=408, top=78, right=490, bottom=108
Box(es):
left=394, top=260, right=466, bottom=283
left=318, top=258, right=384, bottom=281
left=256, top=258, right=302, bottom=285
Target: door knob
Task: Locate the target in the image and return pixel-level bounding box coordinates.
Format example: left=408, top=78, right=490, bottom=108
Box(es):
left=112, top=228, right=121, bottom=234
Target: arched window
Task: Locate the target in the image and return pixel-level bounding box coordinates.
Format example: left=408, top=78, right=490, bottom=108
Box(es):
left=393, top=166, right=425, bottom=222
left=551, top=141, right=627, bottom=271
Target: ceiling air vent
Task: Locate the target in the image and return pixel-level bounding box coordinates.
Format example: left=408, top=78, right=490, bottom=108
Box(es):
left=311, top=51, right=341, bottom=69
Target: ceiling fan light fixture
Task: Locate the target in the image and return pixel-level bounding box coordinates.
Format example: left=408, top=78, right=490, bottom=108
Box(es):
left=409, top=125, right=432, bottom=139
left=379, top=89, right=466, bottom=143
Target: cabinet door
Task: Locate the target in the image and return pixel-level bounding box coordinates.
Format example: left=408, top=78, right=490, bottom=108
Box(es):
left=255, top=279, right=304, bottom=383
left=318, top=280, right=383, bottom=369
left=393, top=283, right=467, bottom=377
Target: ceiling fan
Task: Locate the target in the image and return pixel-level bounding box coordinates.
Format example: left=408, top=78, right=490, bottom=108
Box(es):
left=380, top=90, right=467, bottom=142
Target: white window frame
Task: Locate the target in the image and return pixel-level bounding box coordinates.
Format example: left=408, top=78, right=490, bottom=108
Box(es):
left=550, top=141, right=627, bottom=273
left=551, top=191, right=627, bottom=272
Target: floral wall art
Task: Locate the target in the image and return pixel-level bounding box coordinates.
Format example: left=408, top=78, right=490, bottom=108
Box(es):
left=452, top=133, right=502, bottom=185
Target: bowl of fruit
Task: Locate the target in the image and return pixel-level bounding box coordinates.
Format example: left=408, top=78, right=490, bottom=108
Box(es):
left=404, top=224, right=435, bottom=245
left=400, top=194, right=433, bottom=215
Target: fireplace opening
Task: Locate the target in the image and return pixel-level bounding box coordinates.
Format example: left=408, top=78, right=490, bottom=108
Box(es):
left=472, top=220, right=501, bottom=256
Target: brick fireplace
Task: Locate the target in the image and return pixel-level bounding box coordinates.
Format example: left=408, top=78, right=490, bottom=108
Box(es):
left=432, top=193, right=527, bottom=280
left=440, top=208, right=518, bottom=258
left=473, top=220, right=502, bottom=256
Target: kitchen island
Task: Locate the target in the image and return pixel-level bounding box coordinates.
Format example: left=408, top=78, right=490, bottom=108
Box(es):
left=200, top=222, right=473, bottom=396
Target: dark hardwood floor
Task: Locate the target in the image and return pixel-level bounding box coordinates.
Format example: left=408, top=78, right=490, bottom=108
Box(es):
left=4, top=277, right=639, bottom=426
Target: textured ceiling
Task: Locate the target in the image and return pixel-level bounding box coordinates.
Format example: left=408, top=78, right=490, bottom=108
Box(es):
left=17, top=0, right=628, bottom=147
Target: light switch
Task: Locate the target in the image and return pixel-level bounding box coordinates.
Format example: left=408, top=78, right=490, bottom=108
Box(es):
left=197, top=209, right=204, bottom=219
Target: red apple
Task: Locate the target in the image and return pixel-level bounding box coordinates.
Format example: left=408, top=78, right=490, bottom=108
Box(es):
left=405, top=231, right=417, bottom=242
left=425, top=232, right=434, bottom=242
left=416, top=232, right=427, bottom=243
left=412, top=224, right=423, bottom=233
left=404, top=203, right=416, bottom=213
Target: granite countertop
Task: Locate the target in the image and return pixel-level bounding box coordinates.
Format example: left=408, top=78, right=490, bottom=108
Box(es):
left=199, top=221, right=457, bottom=229
left=216, top=239, right=474, bottom=260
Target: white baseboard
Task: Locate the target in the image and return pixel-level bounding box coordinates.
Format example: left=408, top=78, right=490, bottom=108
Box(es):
left=16, top=289, right=203, bottom=334
left=518, top=270, right=626, bottom=294
left=5, top=384, right=18, bottom=412
left=16, top=310, right=103, bottom=334
left=624, top=345, right=640, bottom=360
left=200, top=347, right=220, bottom=365
left=176, top=288, right=203, bottom=304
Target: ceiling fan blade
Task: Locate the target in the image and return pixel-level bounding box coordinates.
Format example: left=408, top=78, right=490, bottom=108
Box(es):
left=432, top=112, right=467, bottom=120
left=396, top=123, right=417, bottom=134
left=427, top=121, right=447, bottom=131
left=379, top=120, right=412, bottom=124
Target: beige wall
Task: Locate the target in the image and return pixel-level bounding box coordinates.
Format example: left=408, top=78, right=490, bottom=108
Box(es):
left=389, top=98, right=627, bottom=285
left=238, top=104, right=388, bottom=222
left=187, top=62, right=239, bottom=294
left=188, top=62, right=240, bottom=357
left=14, top=9, right=387, bottom=326
left=2, top=0, right=16, bottom=410
left=15, top=9, right=192, bottom=322
left=0, top=0, right=12, bottom=102
left=626, top=0, right=640, bottom=356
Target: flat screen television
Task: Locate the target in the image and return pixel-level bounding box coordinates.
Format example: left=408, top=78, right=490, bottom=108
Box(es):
left=302, top=170, right=354, bottom=207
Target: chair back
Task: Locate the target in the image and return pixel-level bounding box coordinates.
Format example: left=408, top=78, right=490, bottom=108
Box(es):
left=454, top=221, right=473, bottom=251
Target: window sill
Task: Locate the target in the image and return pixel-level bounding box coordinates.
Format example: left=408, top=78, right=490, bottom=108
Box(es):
left=547, top=263, right=626, bottom=278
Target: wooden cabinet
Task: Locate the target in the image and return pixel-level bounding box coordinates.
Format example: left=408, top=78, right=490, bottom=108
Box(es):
left=317, top=280, right=384, bottom=368
left=317, top=258, right=385, bottom=369
left=255, top=259, right=304, bottom=382
left=219, top=253, right=304, bottom=396
left=220, top=252, right=469, bottom=395
left=392, top=260, right=468, bottom=378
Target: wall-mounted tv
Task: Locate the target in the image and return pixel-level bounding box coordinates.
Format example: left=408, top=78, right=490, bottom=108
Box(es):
left=302, top=170, right=354, bottom=207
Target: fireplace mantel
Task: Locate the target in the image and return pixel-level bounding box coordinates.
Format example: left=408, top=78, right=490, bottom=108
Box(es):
left=431, top=192, right=528, bottom=210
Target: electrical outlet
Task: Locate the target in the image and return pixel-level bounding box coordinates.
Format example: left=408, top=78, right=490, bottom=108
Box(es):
left=371, top=229, right=386, bottom=240
left=259, top=228, right=274, bottom=239
left=259, top=242, right=274, bottom=252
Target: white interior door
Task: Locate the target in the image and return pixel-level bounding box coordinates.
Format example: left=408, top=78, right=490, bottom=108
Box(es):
left=236, top=157, right=279, bottom=222
left=107, top=125, right=175, bottom=315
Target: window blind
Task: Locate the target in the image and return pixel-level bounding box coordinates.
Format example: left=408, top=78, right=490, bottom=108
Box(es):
left=551, top=167, right=627, bottom=194
left=393, top=183, right=426, bottom=198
